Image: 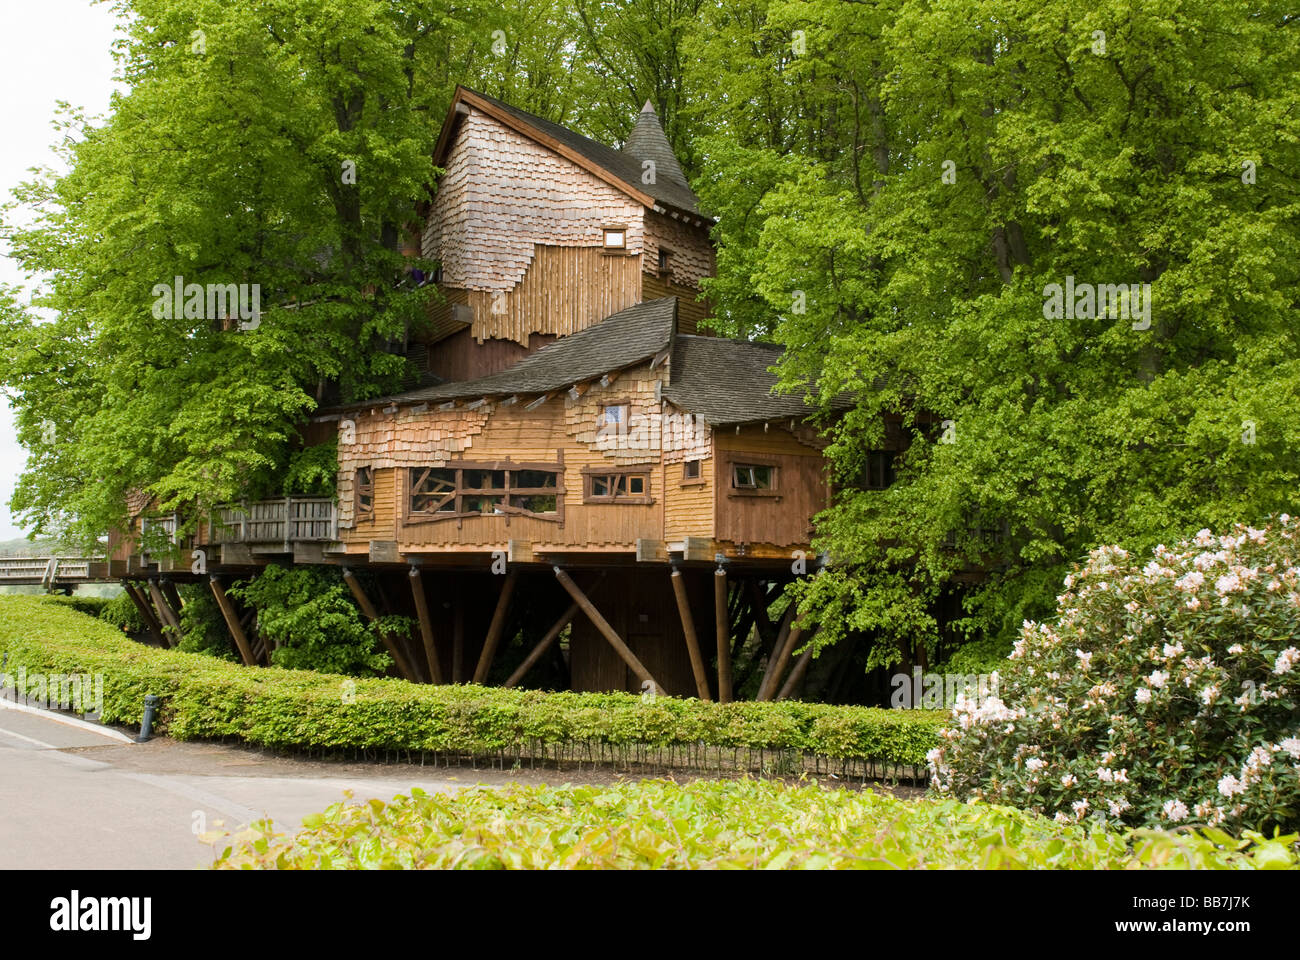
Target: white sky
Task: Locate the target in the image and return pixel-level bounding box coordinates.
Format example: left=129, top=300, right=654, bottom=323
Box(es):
left=0, top=0, right=124, bottom=539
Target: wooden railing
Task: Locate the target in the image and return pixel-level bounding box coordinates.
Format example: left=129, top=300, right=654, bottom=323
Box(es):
left=0, top=557, right=98, bottom=585
left=211, top=497, right=338, bottom=547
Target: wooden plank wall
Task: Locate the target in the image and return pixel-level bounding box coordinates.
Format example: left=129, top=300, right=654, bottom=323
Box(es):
left=713, top=426, right=831, bottom=551
left=642, top=274, right=709, bottom=334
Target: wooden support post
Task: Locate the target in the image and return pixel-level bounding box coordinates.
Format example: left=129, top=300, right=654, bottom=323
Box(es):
left=123, top=582, right=166, bottom=647
left=342, top=568, right=418, bottom=682
left=161, top=579, right=185, bottom=619
left=408, top=566, right=444, bottom=685
left=713, top=563, right=732, bottom=703
left=472, top=569, right=519, bottom=685
left=756, top=601, right=800, bottom=702
left=554, top=566, right=661, bottom=692
left=776, top=645, right=815, bottom=702
left=671, top=566, right=711, bottom=700
left=504, top=603, right=579, bottom=688
left=208, top=575, right=256, bottom=666
left=147, top=579, right=180, bottom=645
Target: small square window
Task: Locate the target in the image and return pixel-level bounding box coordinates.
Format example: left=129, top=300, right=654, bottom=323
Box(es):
left=628, top=475, right=644, bottom=495
left=599, top=404, right=628, bottom=430
left=603, top=228, right=626, bottom=250
left=732, top=464, right=774, bottom=490
left=683, top=460, right=701, bottom=480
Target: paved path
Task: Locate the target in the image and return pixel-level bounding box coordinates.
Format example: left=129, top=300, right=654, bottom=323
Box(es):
left=0, top=701, right=479, bottom=869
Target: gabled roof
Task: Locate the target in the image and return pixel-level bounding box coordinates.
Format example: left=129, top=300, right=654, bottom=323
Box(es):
left=433, top=86, right=705, bottom=219
left=362, top=298, right=679, bottom=407
left=662, top=335, right=850, bottom=427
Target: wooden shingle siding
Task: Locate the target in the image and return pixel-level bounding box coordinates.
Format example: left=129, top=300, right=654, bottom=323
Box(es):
left=643, top=209, right=714, bottom=289
left=713, top=426, right=830, bottom=550
left=422, top=109, right=646, bottom=345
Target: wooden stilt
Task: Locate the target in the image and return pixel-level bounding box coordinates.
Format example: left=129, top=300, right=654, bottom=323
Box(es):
left=160, top=579, right=185, bottom=620
left=408, top=566, right=444, bottom=684
left=342, top=568, right=418, bottom=682
left=504, top=574, right=605, bottom=689
left=472, top=569, right=519, bottom=685
left=147, top=579, right=180, bottom=645
left=776, top=632, right=818, bottom=701
left=713, top=564, right=732, bottom=703
left=757, top=601, right=800, bottom=701
left=123, top=582, right=166, bottom=647
left=208, top=575, right=256, bottom=666
left=671, top=567, right=711, bottom=700
left=554, top=566, right=661, bottom=692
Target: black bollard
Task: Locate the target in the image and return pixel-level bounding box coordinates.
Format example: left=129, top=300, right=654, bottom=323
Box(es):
left=136, top=693, right=160, bottom=742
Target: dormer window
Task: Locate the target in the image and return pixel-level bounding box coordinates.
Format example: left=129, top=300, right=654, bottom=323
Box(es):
left=603, top=227, right=626, bottom=250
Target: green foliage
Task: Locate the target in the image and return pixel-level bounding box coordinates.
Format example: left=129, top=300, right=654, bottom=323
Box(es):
left=0, top=594, right=943, bottom=766
left=280, top=438, right=338, bottom=498
left=931, top=519, right=1300, bottom=834
left=175, top=584, right=237, bottom=661
left=40, top=594, right=112, bottom=618
left=98, top=590, right=146, bottom=635
left=205, top=779, right=1300, bottom=870
left=229, top=565, right=393, bottom=676
left=691, top=0, right=1300, bottom=666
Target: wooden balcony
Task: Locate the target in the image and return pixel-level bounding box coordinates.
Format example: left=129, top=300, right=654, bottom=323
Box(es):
left=210, top=497, right=339, bottom=564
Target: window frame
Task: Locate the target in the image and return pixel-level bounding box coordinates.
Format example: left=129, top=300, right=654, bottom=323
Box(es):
left=354, top=466, right=375, bottom=517
left=602, top=226, right=627, bottom=251
left=657, top=246, right=672, bottom=276
left=581, top=465, right=655, bottom=505
left=404, top=457, right=565, bottom=527
left=681, top=459, right=704, bottom=485
left=859, top=450, right=897, bottom=491
left=725, top=454, right=782, bottom=499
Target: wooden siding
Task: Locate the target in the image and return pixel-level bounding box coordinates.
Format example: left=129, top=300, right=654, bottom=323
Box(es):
left=643, top=209, right=714, bottom=288
left=713, top=426, right=830, bottom=550
left=451, top=245, right=644, bottom=346
left=642, top=273, right=708, bottom=334
left=422, top=109, right=646, bottom=335
left=420, top=327, right=555, bottom=383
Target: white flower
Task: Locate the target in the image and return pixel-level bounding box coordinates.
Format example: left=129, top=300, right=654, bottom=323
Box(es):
left=1108, top=798, right=1131, bottom=817
left=1076, top=649, right=1093, bottom=671
left=1060, top=773, right=1078, bottom=788
left=1200, top=685, right=1220, bottom=705
left=1279, top=738, right=1300, bottom=760
left=1124, top=600, right=1139, bottom=613
left=1217, top=774, right=1244, bottom=798
left=1274, top=647, right=1300, bottom=675
left=1025, top=757, right=1046, bottom=772
left=1162, top=799, right=1189, bottom=822
left=1072, top=798, right=1090, bottom=818
left=1227, top=643, right=1244, bottom=655
left=1096, top=767, right=1114, bottom=782
left=1185, top=597, right=1202, bottom=610
left=1162, top=642, right=1184, bottom=658
left=1147, top=670, right=1168, bottom=688
left=1215, top=573, right=1244, bottom=594
left=1054, top=811, right=1071, bottom=824
left=1134, top=688, right=1152, bottom=704
left=1194, top=529, right=1215, bottom=546
left=1175, top=571, right=1204, bottom=592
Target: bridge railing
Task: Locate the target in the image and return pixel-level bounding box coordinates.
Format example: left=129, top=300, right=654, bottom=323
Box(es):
left=211, top=497, right=338, bottom=546
left=0, top=557, right=95, bottom=584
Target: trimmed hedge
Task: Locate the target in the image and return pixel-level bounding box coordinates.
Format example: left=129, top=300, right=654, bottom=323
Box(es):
left=0, top=595, right=943, bottom=771
left=207, top=779, right=1300, bottom=870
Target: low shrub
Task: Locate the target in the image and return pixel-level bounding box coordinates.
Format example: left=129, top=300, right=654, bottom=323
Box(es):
left=205, top=778, right=1300, bottom=870
left=98, top=589, right=146, bottom=634
left=0, top=595, right=944, bottom=770
left=930, top=519, right=1300, bottom=834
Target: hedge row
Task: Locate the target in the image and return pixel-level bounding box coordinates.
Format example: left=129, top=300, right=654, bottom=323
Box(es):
left=0, top=596, right=944, bottom=771
left=207, top=779, right=1300, bottom=870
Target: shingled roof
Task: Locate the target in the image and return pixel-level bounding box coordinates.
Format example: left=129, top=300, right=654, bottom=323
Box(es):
left=367, top=297, right=679, bottom=406
left=662, top=335, right=848, bottom=427
left=443, top=87, right=704, bottom=218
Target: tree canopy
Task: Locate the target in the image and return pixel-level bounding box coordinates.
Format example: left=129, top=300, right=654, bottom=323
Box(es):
left=4, top=0, right=1299, bottom=667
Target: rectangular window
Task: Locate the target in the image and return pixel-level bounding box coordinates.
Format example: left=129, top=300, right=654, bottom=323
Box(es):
left=355, top=467, right=374, bottom=515
left=860, top=451, right=896, bottom=490
left=599, top=404, right=628, bottom=430
left=732, top=464, right=775, bottom=490
left=409, top=465, right=560, bottom=520
left=585, top=471, right=652, bottom=503
left=658, top=248, right=671, bottom=275
left=682, top=459, right=701, bottom=481
left=603, top=227, right=626, bottom=250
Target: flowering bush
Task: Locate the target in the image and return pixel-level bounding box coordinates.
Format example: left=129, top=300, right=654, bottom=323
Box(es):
left=929, top=518, right=1300, bottom=834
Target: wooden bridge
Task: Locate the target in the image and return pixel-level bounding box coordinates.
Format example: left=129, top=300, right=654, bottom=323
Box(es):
left=0, top=556, right=112, bottom=589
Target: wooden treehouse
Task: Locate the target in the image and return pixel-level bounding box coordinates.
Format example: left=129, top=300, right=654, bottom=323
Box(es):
left=111, top=87, right=908, bottom=702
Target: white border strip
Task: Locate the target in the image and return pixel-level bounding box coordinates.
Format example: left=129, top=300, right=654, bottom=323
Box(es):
left=0, top=695, right=136, bottom=744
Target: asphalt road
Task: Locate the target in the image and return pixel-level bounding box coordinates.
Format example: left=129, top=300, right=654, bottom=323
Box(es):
left=0, top=700, right=477, bottom=869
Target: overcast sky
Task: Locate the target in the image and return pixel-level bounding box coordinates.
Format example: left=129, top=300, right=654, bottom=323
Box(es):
left=0, top=0, right=124, bottom=540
